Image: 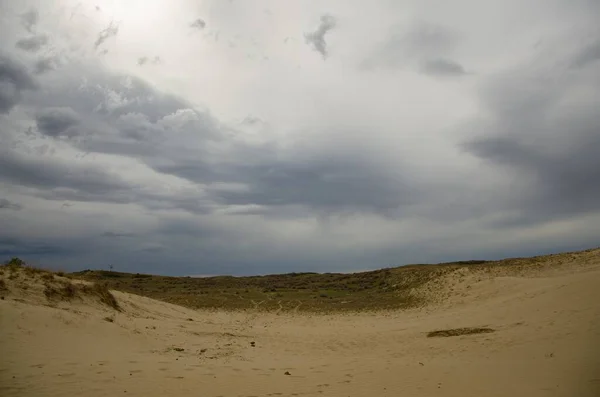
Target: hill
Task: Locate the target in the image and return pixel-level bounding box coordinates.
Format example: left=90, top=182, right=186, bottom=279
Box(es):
left=72, top=247, right=600, bottom=312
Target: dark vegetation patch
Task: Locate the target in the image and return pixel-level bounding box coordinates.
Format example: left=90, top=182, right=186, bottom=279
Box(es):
left=427, top=327, right=495, bottom=338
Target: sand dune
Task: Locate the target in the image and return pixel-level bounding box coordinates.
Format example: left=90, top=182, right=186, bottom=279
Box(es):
left=1, top=252, right=599, bottom=396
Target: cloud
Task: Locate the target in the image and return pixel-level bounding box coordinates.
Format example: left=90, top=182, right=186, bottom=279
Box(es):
left=3, top=58, right=426, bottom=218
left=94, top=22, right=119, bottom=50
left=35, top=107, right=81, bottom=137
left=0, top=198, right=22, bottom=211
left=20, top=9, right=39, bottom=33
left=15, top=34, right=49, bottom=52
left=304, top=14, right=336, bottom=58
left=207, top=153, right=421, bottom=215
left=0, top=235, right=89, bottom=258
left=0, top=149, right=135, bottom=204
left=570, top=39, right=600, bottom=69
left=33, top=56, right=60, bottom=74
left=462, top=46, right=600, bottom=226
left=137, top=56, right=161, bottom=66
left=420, top=58, right=467, bottom=76
left=401, top=22, right=461, bottom=57
left=0, top=54, right=38, bottom=113
left=101, top=231, right=135, bottom=238
left=364, top=22, right=463, bottom=72
left=190, top=18, right=206, bottom=30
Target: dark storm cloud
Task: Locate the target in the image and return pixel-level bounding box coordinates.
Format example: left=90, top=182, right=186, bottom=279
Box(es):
left=36, top=107, right=81, bottom=137
left=17, top=61, right=425, bottom=218
left=15, top=34, right=49, bottom=52
left=304, top=14, right=336, bottom=58
left=0, top=235, right=90, bottom=258
left=209, top=158, right=421, bottom=215
left=420, top=58, right=467, bottom=76
left=463, top=47, right=600, bottom=227
left=0, top=54, right=38, bottom=113
left=0, top=198, right=22, bottom=210
left=0, top=149, right=134, bottom=203
left=94, top=21, right=119, bottom=50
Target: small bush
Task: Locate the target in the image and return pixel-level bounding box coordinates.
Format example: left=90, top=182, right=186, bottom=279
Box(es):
left=5, top=257, right=25, bottom=267
left=0, top=279, right=7, bottom=291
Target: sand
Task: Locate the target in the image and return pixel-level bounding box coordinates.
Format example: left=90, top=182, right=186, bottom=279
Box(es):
left=1, top=256, right=600, bottom=396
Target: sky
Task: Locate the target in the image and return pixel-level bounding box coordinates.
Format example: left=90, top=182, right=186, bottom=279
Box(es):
left=0, top=0, right=599, bottom=276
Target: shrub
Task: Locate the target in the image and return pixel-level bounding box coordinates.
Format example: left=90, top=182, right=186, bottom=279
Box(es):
left=5, top=257, right=25, bottom=267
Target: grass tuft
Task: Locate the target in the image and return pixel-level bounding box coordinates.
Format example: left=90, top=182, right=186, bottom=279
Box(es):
left=44, top=280, right=121, bottom=311
left=85, top=283, right=121, bottom=311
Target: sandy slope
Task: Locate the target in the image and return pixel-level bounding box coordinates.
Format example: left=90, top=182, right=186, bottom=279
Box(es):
left=1, top=255, right=600, bottom=396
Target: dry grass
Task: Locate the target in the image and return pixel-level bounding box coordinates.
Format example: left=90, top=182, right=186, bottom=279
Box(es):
left=1, top=259, right=121, bottom=311
left=427, top=327, right=495, bottom=338
left=44, top=280, right=121, bottom=311
left=84, top=283, right=120, bottom=311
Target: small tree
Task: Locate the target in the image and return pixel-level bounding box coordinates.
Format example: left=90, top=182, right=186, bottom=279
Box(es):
left=109, top=264, right=114, bottom=272
left=5, top=257, right=25, bottom=267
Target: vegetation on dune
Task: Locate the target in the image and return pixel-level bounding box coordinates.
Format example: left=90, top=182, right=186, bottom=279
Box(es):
left=3, top=247, right=598, bottom=313
left=74, top=267, right=432, bottom=312
left=43, top=280, right=121, bottom=311
left=71, top=247, right=598, bottom=312
left=427, top=327, right=495, bottom=338
left=1, top=258, right=121, bottom=311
